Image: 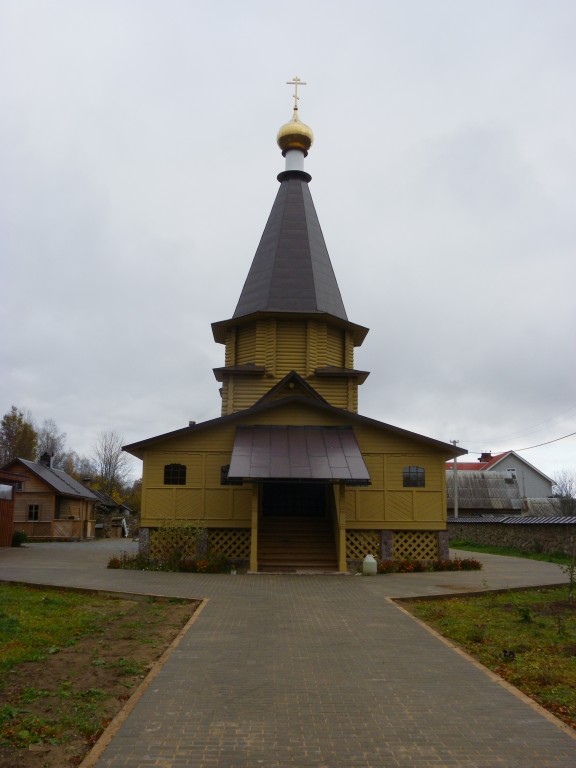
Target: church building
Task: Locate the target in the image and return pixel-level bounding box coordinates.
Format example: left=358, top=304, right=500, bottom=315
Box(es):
left=124, top=82, right=466, bottom=572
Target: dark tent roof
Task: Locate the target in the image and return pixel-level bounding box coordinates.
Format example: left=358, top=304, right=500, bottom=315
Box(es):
left=233, top=171, right=348, bottom=320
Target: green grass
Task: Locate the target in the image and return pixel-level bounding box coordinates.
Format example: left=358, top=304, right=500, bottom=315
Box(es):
left=0, top=585, right=121, bottom=676
left=450, top=540, right=573, bottom=566
left=0, top=583, right=195, bottom=759
left=406, top=586, right=576, bottom=729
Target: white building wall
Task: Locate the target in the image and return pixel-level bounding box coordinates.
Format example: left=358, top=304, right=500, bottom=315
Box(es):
left=487, top=456, right=553, bottom=499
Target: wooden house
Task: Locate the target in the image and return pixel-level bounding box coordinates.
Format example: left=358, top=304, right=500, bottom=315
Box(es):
left=4, top=453, right=98, bottom=541
left=124, top=93, right=465, bottom=571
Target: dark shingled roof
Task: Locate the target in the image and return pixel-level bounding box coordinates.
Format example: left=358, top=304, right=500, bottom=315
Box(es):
left=15, top=458, right=99, bottom=500
left=233, top=171, right=348, bottom=320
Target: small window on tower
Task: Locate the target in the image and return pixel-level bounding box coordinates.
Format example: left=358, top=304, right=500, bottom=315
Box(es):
left=164, top=464, right=186, bottom=485
left=403, top=466, right=425, bottom=488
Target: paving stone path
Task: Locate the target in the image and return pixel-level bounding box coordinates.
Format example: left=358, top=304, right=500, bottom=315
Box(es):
left=1, top=541, right=574, bottom=767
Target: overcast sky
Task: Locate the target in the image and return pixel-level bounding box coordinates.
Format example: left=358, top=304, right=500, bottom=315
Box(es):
left=1, top=1, right=575, bottom=482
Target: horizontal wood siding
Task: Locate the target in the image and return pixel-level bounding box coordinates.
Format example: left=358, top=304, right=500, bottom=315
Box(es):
left=308, top=378, right=351, bottom=410
left=227, top=378, right=271, bottom=412
left=323, top=326, right=345, bottom=367
left=225, top=328, right=236, bottom=366
left=276, top=321, right=306, bottom=376
left=140, top=402, right=449, bottom=531
left=141, top=430, right=252, bottom=527
left=338, top=426, right=448, bottom=528
left=306, top=321, right=321, bottom=375
left=236, top=325, right=256, bottom=364
left=15, top=469, right=53, bottom=494
left=147, top=455, right=203, bottom=486
left=345, top=331, right=354, bottom=369
left=256, top=320, right=270, bottom=368
left=385, top=455, right=444, bottom=490
left=14, top=493, right=54, bottom=522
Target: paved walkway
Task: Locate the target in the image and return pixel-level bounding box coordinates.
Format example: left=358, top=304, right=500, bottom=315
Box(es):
left=1, top=541, right=574, bottom=767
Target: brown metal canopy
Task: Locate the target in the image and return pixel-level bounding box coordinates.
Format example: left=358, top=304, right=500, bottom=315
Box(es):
left=227, top=426, right=371, bottom=484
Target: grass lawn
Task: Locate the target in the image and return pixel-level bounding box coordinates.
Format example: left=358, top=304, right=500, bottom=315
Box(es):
left=404, top=585, right=576, bottom=730
left=0, top=584, right=199, bottom=768
left=450, top=539, right=574, bottom=566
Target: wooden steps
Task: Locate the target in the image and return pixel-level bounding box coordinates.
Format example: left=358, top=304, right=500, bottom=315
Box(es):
left=257, top=516, right=338, bottom=572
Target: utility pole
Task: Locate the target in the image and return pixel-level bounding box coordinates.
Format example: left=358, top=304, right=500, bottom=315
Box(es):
left=451, top=440, right=459, bottom=519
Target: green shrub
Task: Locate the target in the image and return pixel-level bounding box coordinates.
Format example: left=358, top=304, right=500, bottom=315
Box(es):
left=11, top=530, right=27, bottom=547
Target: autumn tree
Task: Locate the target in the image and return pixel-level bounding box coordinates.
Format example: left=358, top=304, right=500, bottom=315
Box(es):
left=123, top=477, right=142, bottom=515
left=60, top=450, right=96, bottom=481
left=92, top=430, right=132, bottom=499
left=0, top=406, right=38, bottom=464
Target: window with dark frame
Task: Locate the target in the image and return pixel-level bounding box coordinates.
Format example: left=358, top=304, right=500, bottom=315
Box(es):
left=403, top=465, right=425, bottom=488
left=28, top=504, right=40, bottom=521
left=163, top=463, right=187, bottom=485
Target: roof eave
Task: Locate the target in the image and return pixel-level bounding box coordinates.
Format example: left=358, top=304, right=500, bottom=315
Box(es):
left=212, top=311, right=369, bottom=346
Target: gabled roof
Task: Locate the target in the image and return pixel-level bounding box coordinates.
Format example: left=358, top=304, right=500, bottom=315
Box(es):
left=90, top=488, right=119, bottom=508
left=253, top=371, right=331, bottom=407
left=124, top=373, right=467, bottom=460
left=3, top=458, right=99, bottom=501
left=446, top=451, right=554, bottom=483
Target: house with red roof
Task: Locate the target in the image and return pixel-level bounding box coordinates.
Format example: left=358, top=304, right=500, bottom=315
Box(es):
left=446, top=451, right=555, bottom=516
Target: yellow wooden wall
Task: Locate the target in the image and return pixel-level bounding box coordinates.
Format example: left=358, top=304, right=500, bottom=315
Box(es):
left=220, top=318, right=359, bottom=414
left=141, top=421, right=252, bottom=529
left=139, top=402, right=448, bottom=531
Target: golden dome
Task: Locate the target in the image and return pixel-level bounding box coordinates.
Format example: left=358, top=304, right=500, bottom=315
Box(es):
left=277, top=108, right=314, bottom=156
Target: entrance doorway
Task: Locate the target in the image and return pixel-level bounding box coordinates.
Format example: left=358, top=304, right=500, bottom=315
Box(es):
left=262, top=482, right=327, bottom=518
left=258, top=482, right=338, bottom=571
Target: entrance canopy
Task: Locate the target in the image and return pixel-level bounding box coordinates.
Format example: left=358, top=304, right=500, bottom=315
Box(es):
left=228, top=426, right=371, bottom=485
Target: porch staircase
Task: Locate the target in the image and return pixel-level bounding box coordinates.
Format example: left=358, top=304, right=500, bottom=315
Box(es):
left=257, top=516, right=339, bottom=572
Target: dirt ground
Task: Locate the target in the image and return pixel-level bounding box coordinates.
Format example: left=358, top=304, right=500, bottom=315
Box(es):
left=0, top=597, right=200, bottom=768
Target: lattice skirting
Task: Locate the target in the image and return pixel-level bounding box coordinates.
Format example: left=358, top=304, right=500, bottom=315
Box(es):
left=345, top=530, right=440, bottom=563
left=346, top=530, right=381, bottom=560
left=149, top=527, right=202, bottom=560
left=208, top=528, right=251, bottom=559
left=148, top=527, right=251, bottom=560
left=392, top=531, right=439, bottom=561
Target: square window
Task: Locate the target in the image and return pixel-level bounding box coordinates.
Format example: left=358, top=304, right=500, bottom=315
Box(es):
left=164, top=464, right=186, bottom=485
left=403, top=466, right=425, bottom=488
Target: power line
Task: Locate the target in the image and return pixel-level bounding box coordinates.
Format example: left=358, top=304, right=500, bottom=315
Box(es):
left=460, top=403, right=576, bottom=445
left=511, top=430, right=576, bottom=453
left=465, top=429, right=576, bottom=456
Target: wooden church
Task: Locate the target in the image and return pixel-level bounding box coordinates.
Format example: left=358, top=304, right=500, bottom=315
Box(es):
left=124, top=83, right=465, bottom=572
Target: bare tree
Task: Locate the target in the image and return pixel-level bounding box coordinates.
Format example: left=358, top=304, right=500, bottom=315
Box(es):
left=60, top=450, right=96, bottom=481
left=552, top=470, right=576, bottom=516
left=36, top=418, right=67, bottom=466
left=92, top=430, right=131, bottom=498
